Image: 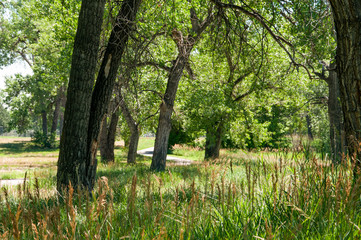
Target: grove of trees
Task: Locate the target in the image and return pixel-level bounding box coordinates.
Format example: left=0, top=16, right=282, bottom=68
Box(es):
left=1, top=0, right=360, bottom=191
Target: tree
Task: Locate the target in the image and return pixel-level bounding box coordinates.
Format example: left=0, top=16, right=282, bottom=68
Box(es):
left=57, top=0, right=106, bottom=192
left=99, top=97, right=120, bottom=163
left=210, top=0, right=349, bottom=160
left=314, top=62, right=344, bottom=162
left=328, top=0, right=361, bottom=174
left=0, top=102, right=10, bottom=133
left=150, top=2, right=215, bottom=171
left=57, top=0, right=141, bottom=192
left=0, top=0, right=78, bottom=145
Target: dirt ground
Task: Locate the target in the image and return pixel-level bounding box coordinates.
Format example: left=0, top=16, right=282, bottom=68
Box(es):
left=0, top=137, right=57, bottom=179
left=0, top=137, right=31, bottom=143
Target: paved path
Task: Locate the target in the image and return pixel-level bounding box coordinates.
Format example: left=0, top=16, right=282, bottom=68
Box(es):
left=137, top=147, right=193, bottom=165
left=0, top=148, right=193, bottom=187
left=0, top=179, right=26, bottom=187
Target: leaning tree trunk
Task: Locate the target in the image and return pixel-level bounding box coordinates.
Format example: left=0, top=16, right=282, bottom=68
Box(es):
left=151, top=53, right=190, bottom=171
left=85, top=0, right=141, bottom=190
left=150, top=8, right=214, bottom=171
left=57, top=0, right=106, bottom=192
left=119, top=91, right=140, bottom=164
left=329, top=0, right=361, bottom=176
left=204, top=122, right=223, bottom=159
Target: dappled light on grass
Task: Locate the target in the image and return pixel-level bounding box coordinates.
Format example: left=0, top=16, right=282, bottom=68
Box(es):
left=1, top=148, right=361, bottom=238
left=1, top=138, right=361, bottom=238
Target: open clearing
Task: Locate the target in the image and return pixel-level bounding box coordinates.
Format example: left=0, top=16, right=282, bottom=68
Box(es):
left=0, top=137, right=195, bottom=183
left=0, top=137, right=58, bottom=180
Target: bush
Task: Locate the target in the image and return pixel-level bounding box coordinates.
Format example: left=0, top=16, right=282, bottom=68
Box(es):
left=31, top=131, right=56, bottom=148
left=168, top=121, right=195, bottom=151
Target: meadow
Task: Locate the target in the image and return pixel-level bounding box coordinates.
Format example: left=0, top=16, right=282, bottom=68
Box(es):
left=1, top=137, right=361, bottom=239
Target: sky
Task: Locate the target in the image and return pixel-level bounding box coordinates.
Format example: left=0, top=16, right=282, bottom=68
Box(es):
left=0, top=61, right=33, bottom=89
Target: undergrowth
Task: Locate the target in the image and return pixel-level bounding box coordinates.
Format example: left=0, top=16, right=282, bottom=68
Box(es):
left=1, top=153, right=361, bottom=239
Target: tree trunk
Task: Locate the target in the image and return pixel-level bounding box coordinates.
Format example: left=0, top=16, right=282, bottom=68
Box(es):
left=151, top=54, right=190, bottom=171
left=327, top=66, right=344, bottom=163
left=119, top=91, right=140, bottom=164
left=150, top=9, right=214, bottom=171
left=305, top=114, right=313, bottom=140
left=99, top=117, right=108, bottom=159
left=85, top=0, right=141, bottom=189
left=57, top=0, right=106, bottom=192
left=99, top=108, right=120, bottom=163
left=128, top=127, right=140, bottom=164
left=205, top=122, right=223, bottom=159
left=329, top=1, right=361, bottom=175
left=59, top=93, right=66, bottom=136
left=41, top=110, right=47, bottom=137
left=51, top=86, right=65, bottom=135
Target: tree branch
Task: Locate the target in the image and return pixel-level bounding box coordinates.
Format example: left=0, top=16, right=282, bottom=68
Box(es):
left=139, top=89, right=164, bottom=100
left=134, top=61, right=171, bottom=72
left=138, top=106, right=161, bottom=126
left=212, top=0, right=314, bottom=79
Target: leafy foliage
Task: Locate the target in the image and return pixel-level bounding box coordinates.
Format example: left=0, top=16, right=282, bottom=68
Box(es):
left=31, top=130, right=56, bottom=148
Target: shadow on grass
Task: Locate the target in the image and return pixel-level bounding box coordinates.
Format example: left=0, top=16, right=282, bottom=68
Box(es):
left=0, top=141, right=59, bottom=155
left=96, top=162, right=204, bottom=204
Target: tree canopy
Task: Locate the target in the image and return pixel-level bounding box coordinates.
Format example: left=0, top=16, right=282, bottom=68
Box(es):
left=2, top=0, right=361, bottom=187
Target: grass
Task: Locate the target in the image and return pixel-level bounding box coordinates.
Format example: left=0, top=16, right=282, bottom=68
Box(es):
left=137, top=137, right=155, bottom=150
left=1, top=137, right=361, bottom=239
left=0, top=137, right=156, bottom=181
left=168, top=145, right=204, bottom=161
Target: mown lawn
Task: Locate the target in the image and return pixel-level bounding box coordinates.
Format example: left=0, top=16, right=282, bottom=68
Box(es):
left=1, top=137, right=361, bottom=239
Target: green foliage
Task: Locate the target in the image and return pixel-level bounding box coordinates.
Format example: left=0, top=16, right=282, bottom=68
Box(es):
left=0, top=0, right=334, bottom=156
left=3, top=74, right=56, bottom=134
left=0, top=0, right=79, bottom=135
left=0, top=103, right=10, bottom=132
left=31, top=130, right=56, bottom=148
left=168, top=119, right=195, bottom=150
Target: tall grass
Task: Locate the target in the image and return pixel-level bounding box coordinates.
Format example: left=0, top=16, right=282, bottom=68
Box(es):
left=1, top=151, right=361, bottom=239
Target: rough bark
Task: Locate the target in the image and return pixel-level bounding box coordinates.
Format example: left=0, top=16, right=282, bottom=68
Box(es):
left=85, top=0, right=141, bottom=189
left=119, top=91, right=140, bottom=164
left=329, top=0, right=361, bottom=174
left=204, top=122, right=223, bottom=159
left=57, top=0, right=106, bottom=192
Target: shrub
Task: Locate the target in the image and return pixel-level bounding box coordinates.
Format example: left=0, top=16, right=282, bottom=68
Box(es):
left=31, top=131, right=56, bottom=148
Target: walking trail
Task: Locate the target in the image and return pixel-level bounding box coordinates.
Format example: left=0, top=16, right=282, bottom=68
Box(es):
left=1, top=147, right=193, bottom=187
left=137, top=147, right=193, bottom=165
left=0, top=179, right=27, bottom=187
